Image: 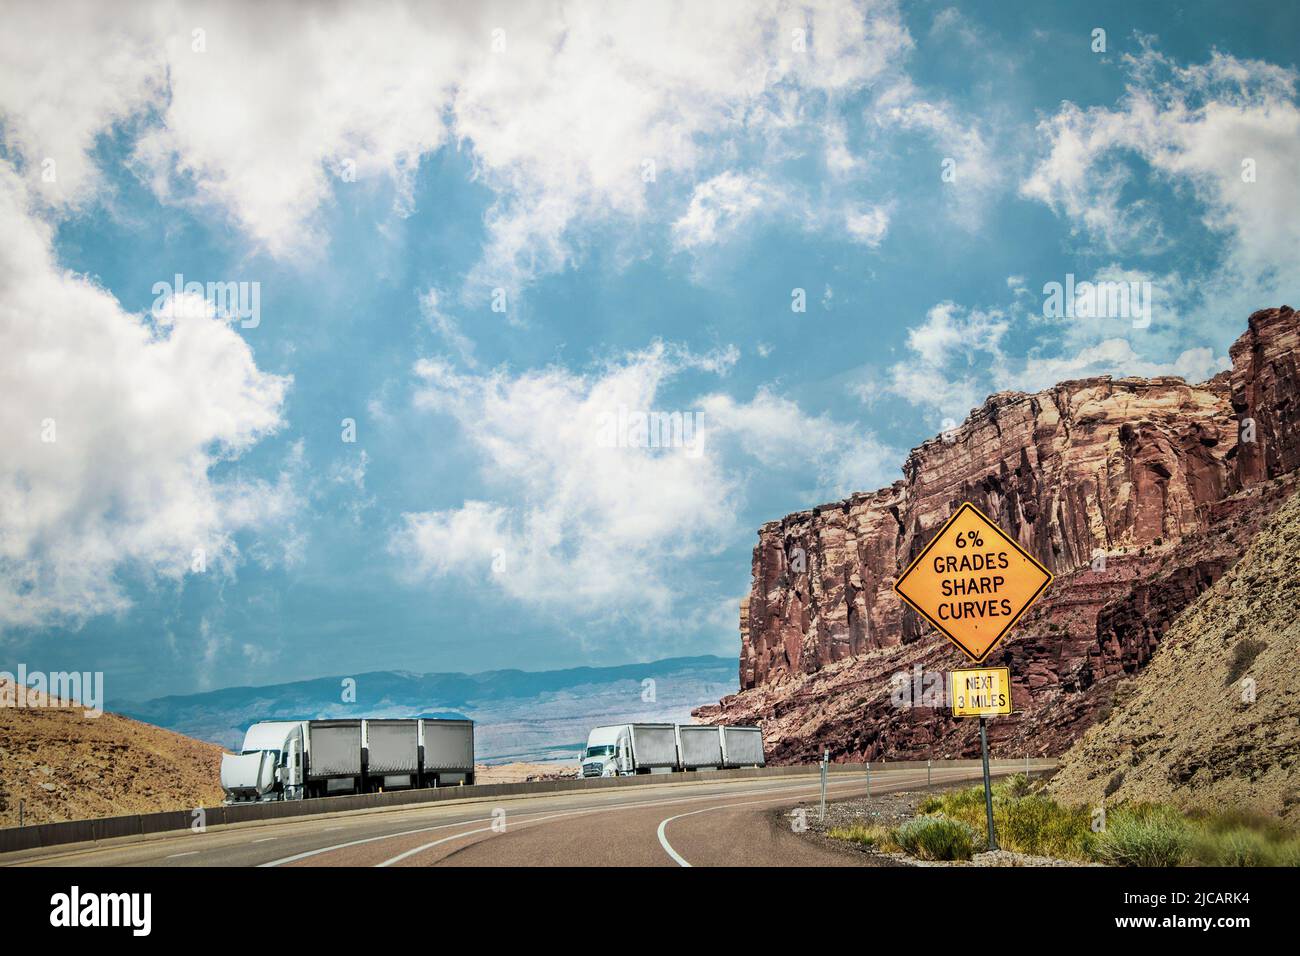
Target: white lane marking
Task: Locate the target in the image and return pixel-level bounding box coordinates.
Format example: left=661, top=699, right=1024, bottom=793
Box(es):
left=656, top=767, right=981, bottom=867
left=251, top=837, right=277, bottom=844
left=376, top=808, right=594, bottom=867
left=267, top=775, right=853, bottom=867
left=165, top=851, right=200, bottom=859
left=373, top=773, right=917, bottom=868
left=260, top=815, right=498, bottom=867
left=656, top=817, right=691, bottom=867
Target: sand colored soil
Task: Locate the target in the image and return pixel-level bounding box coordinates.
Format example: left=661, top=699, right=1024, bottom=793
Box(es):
left=0, top=680, right=225, bottom=827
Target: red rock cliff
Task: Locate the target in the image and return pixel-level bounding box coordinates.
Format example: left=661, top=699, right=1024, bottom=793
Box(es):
left=701, top=307, right=1299, bottom=763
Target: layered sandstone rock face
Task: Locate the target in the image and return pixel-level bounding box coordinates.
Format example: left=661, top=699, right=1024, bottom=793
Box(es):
left=1230, top=305, right=1300, bottom=487
left=699, top=307, right=1299, bottom=764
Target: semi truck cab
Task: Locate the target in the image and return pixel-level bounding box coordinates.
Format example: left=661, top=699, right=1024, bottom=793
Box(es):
left=220, top=721, right=305, bottom=803
left=580, top=726, right=628, bottom=777
left=580, top=723, right=682, bottom=777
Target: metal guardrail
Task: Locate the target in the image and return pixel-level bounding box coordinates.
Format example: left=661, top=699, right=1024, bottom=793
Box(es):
left=0, top=758, right=1055, bottom=855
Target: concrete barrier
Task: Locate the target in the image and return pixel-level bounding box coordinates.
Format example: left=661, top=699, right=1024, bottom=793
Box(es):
left=0, top=758, right=1054, bottom=855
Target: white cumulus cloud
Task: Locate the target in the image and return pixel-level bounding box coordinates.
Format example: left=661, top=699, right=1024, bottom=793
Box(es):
left=1021, top=46, right=1300, bottom=289
left=392, top=342, right=895, bottom=618
left=844, top=203, right=892, bottom=246
left=672, top=172, right=784, bottom=250
left=0, top=166, right=292, bottom=629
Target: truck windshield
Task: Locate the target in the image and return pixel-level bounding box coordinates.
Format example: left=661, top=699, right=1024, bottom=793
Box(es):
left=584, top=745, right=615, bottom=758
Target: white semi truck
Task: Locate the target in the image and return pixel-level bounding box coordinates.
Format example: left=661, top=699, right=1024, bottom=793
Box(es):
left=220, top=717, right=474, bottom=803
left=579, top=723, right=764, bottom=778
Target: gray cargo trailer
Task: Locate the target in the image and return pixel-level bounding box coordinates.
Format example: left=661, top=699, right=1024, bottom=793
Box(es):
left=720, top=725, right=765, bottom=768
left=419, top=718, right=475, bottom=786
left=306, top=719, right=363, bottom=795
left=364, top=718, right=420, bottom=790
left=628, top=723, right=680, bottom=771
left=677, top=724, right=724, bottom=770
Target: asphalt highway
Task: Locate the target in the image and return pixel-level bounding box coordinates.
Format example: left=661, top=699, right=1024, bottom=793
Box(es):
left=6, top=762, right=1054, bottom=867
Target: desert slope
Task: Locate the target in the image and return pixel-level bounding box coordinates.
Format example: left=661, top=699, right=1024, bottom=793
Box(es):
left=0, top=679, right=224, bottom=827
left=1048, top=487, right=1300, bottom=821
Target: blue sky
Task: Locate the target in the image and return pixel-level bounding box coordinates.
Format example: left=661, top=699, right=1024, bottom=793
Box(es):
left=2, top=0, right=1297, bottom=699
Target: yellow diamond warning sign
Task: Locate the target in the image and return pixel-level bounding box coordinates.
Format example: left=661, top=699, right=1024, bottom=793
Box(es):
left=893, top=502, right=1052, bottom=663
left=950, top=667, right=1013, bottom=717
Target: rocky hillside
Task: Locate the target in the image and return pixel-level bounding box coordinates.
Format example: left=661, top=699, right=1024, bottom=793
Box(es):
left=698, top=306, right=1300, bottom=764
left=0, top=679, right=224, bottom=827
left=1049, top=487, right=1300, bottom=821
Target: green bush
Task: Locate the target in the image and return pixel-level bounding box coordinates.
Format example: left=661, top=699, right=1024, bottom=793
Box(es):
left=1001, top=773, right=1032, bottom=799
left=917, top=796, right=944, bottom=815
left=1273, top=838, right=1300, bottom=868
left=1096, top=806, right=1192, bottom=867
left=827, top=823, right=895, bottom=851
left=924, top=784, right=999, bottom=850
left=1192, top=807, right=1290, bottom=841
left=1043, top=808, right=1100, bottom=860
left=916, top=782, right=1091, bottom=859
left=1190, top=828, right=1276, bottom=867
left=999, top=794, right=1096, bottom=859
left=930, top=784, right=987, bottom=820
left=1186, top=823, right=1300, bottom=867
left=997, top=793, right=1055, bottom=854
left=892, top=816, right=977, bottom=861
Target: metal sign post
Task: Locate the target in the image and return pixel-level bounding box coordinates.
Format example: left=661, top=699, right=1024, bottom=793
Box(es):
left=952, top=666, right=1011, bottom=852
left=979, top=717, right=998, bottom=851
left=819, top=748, right=828, bottom=822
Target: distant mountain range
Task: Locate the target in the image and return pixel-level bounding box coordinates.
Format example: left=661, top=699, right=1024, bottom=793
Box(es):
left=114, top=656, right=738, bottom=764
